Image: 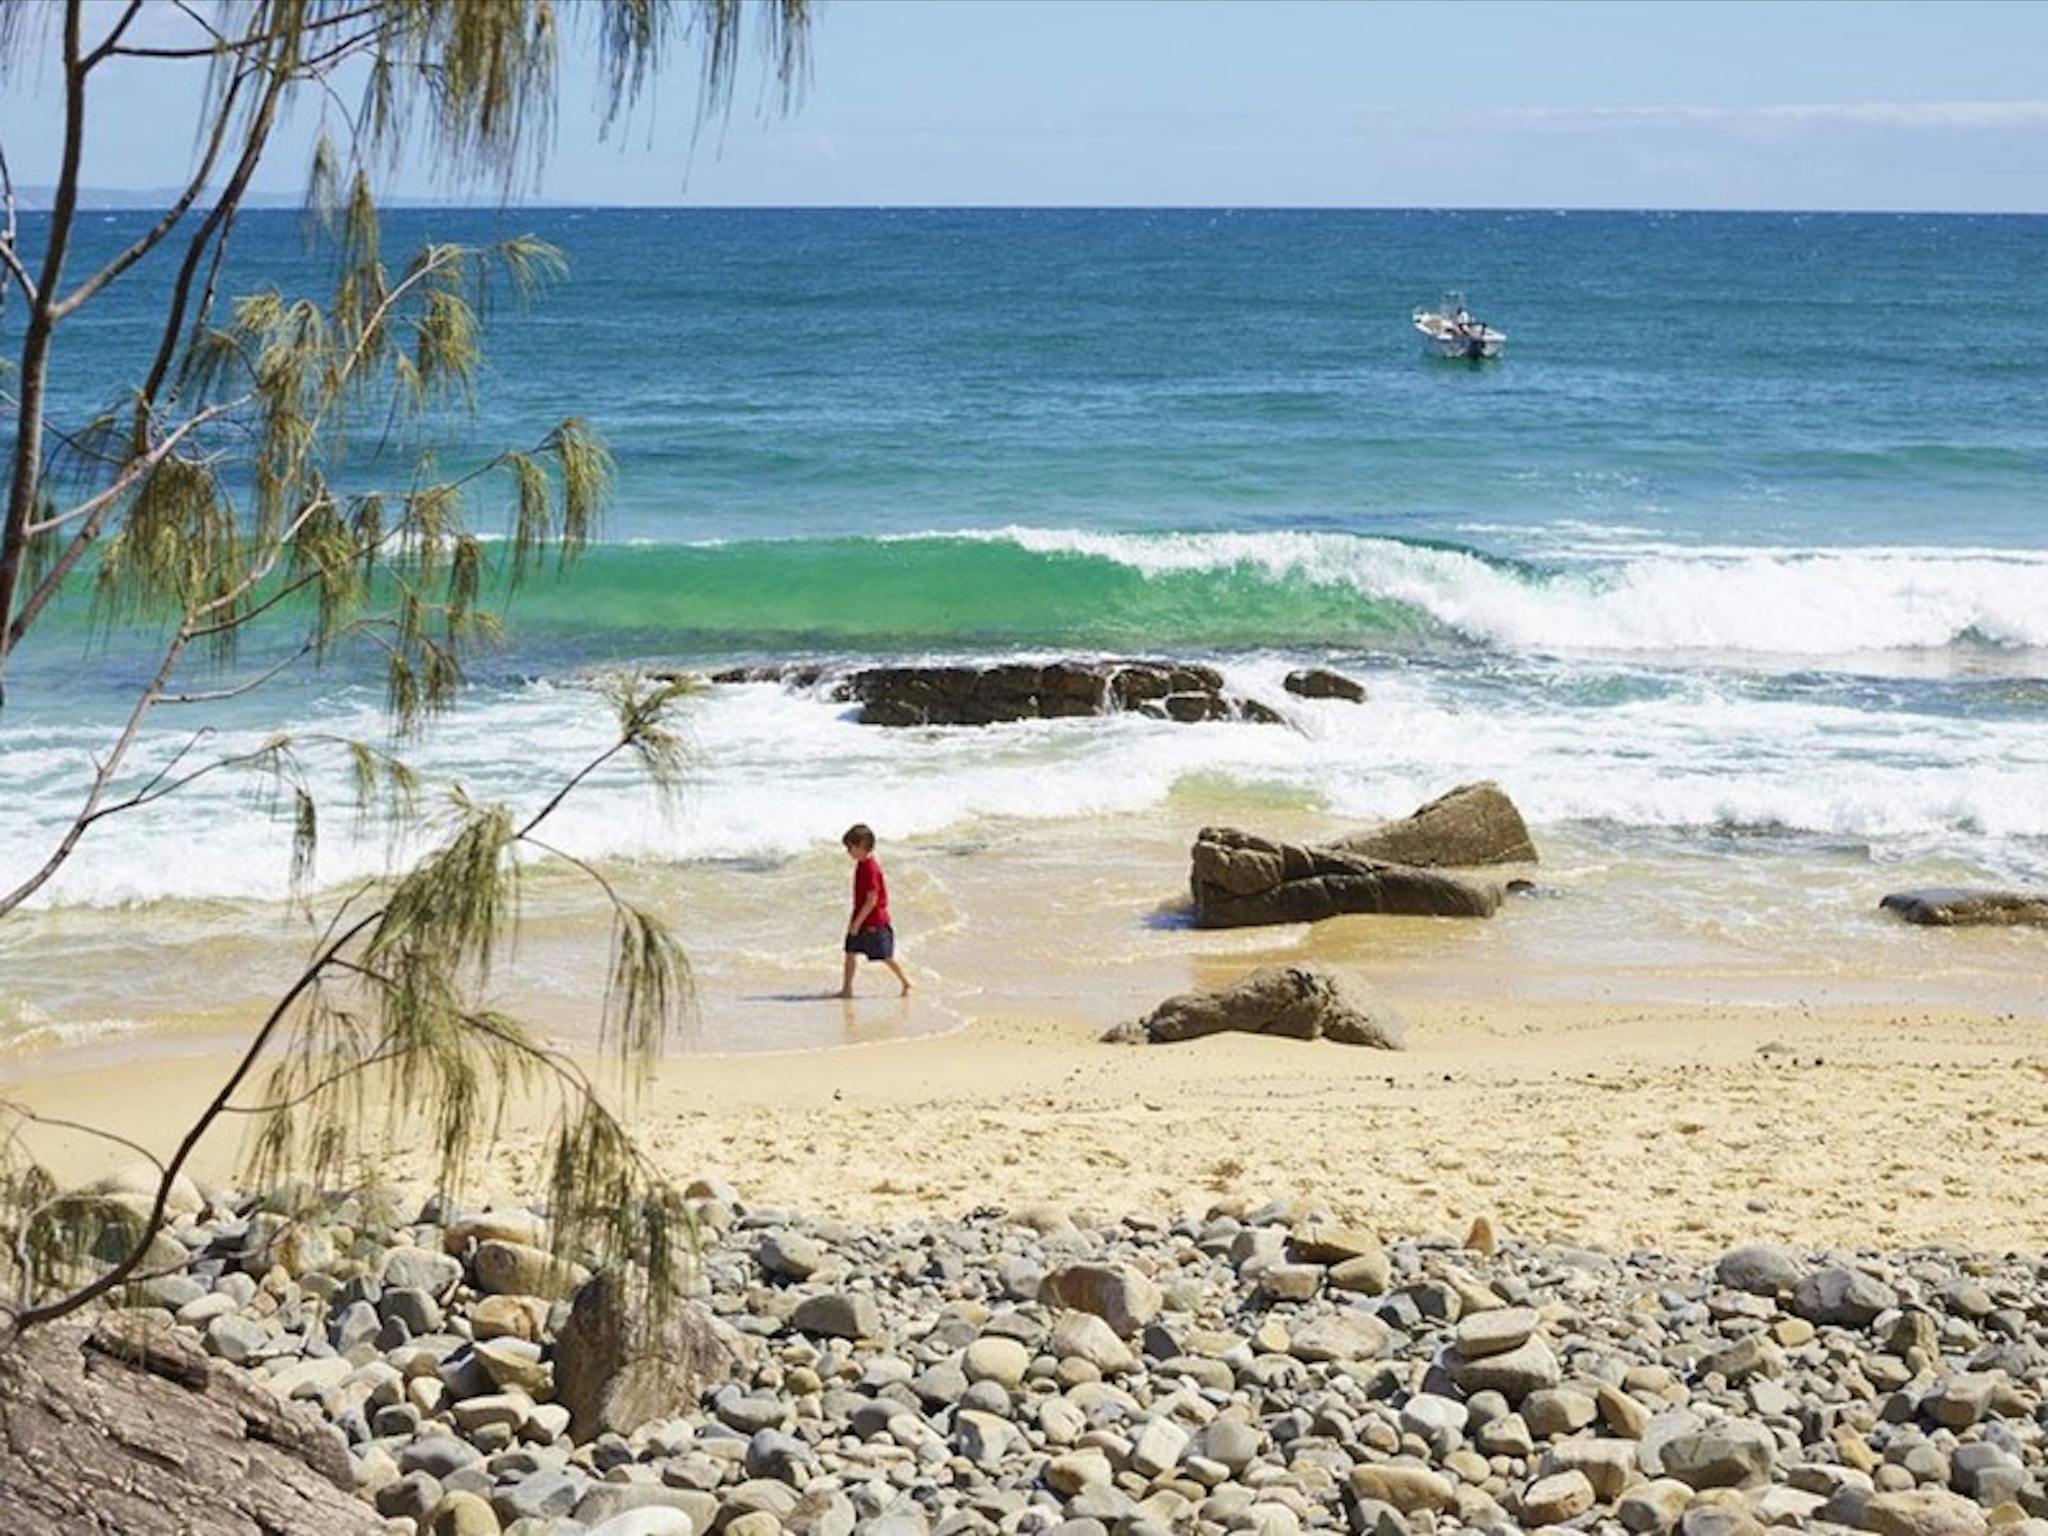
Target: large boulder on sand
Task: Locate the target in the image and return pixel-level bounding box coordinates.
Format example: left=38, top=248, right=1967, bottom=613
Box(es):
left=1103, top=965, right=1406, bottom=1049
left=1189, top=783, right=1533, bottom=928
left=1879, top=887, right=2048, bottom=928
left=1329, top=781, right=1537, bottom=867
left=554, top=1269, right=755, bottom=1443
left=1190, top=827, right=1502, bottom=927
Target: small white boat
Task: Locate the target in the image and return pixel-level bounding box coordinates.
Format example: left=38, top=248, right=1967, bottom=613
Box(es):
left=1413, top=290, right=1506, bottom=360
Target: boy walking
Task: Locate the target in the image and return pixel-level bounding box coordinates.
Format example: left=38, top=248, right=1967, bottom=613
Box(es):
left=839, top=823, right=910, bottom=997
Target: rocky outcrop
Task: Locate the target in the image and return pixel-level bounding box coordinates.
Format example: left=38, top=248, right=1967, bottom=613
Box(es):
left=1329, top=781, right=1538, bottom=867
left=1103, top=965, right=1406, bottom=1049
left=1282, top=667, right=1367, bottom=703
left=1188, top=784, right=1534, bottom=928
left=554, top=1269, right=754, bottom=1443
left=708, top=659, right=1287, bottom=727
left=1879, top=888, right=2048, bottom=928
left=1190, top=826, right=1503, bottom=927
left=0, top=1314, right=386, bottom=1535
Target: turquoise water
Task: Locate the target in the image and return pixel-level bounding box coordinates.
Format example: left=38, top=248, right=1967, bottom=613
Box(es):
left=4, top=208, right=2048, bottom=912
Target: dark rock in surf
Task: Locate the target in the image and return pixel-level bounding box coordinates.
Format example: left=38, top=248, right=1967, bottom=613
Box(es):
left=1329, top=781, right=1538, bottom=868
left=708, top=659, right=1287, bottom=728
left=1879, top=888, right=2048, bottom=929
left=1103, top=964, right=1406, bottom=1049
left=1283, top=667, right=1367, bottom=703
left=1190, top=826, right=1503, bottom=928
left=708, top=663, right=830, bottom=689
left=847, top=660, right=1282, bottom=728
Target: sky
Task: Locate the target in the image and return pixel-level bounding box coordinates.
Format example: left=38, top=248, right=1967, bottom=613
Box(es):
left=2, top=0, right=2044, bottom=211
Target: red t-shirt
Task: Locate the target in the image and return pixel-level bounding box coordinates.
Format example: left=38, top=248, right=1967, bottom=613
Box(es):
left=851, top=856, right=891, bottom=930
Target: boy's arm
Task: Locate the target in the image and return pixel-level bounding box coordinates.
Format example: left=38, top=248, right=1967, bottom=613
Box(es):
left=848, top=892, right=878, bottom=934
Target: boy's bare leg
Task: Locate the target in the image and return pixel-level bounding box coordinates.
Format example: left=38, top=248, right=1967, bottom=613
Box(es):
left=883, top=957, right=912, bottom=996
left=838, top=952, right=858, bottom=999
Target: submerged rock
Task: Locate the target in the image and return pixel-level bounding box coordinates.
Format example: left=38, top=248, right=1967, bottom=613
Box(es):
left=1282, top=667, right=1367, bottom=702
left=709, top=662, right=830, bottom=689
left=1189, top=826, right=1502, bottom=927
left=1103, top=965, right=1406, bottom=1049
left=1879, top=887, right=2048, bottom=928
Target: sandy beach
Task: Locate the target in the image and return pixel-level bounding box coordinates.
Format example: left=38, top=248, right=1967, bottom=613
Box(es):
left=9, top=5, right=2048, bottom=1529
left=14, top=988, right=2046, bottom=1257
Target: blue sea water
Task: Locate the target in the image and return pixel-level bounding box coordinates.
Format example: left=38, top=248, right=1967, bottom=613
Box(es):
left=4, top=207, right=2048, bottom=916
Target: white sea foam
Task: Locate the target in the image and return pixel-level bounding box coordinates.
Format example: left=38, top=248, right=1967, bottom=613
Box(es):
left=8, top=655, right=2046, bottom=909
left=948, top=526, right=2048, bottom=655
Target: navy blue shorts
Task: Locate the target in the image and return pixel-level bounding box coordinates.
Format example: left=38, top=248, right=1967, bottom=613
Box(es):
left=844, top=924, right=896, bottom=961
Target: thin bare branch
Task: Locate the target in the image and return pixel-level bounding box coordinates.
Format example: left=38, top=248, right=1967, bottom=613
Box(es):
left=518, top=740, right=631, bottom=839
left=168, top=1, right=228, bottom=48
left=0, top=631, right=188, bottom=917
left=0, top=1104, right=165, bottom=1175
left=78, top=0, right=146, bottom=70
left=126, top=50, right=293, bottom=452
left=0, top=142, right=31, bottom=306
left=162, top=639, right=321, bottom=704
left=51, top=68, right=250, bottom=320
left=122, top=726, right=214, bottom=805
left=104, top=2, right=383, bottom=62
left=219, top=1038, right=403, bottom=1115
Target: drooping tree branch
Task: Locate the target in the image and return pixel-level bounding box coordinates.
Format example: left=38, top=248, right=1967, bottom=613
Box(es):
left=22, top=398, right=247, bottom=539
left=1, top=906, right=383, bottom=1332
left=1, top=677, right=694, bottom=1333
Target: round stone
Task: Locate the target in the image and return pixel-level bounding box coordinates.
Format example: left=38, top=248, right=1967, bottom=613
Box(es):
left=1522, top=1470, right=1596, bottom=1525
left=962, top=1336, right=1031, bottom=1388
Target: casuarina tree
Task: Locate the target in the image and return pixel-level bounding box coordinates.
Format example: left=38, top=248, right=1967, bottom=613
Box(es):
left=0, top=0, right=808, bottom=1338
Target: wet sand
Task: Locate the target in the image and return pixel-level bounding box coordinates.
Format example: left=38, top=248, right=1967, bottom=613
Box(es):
left=7, top=802, right=2045, bottom=1057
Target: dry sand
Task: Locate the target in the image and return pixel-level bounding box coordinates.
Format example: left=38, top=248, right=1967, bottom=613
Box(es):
left=12, top=994, right=2048, bottom=1257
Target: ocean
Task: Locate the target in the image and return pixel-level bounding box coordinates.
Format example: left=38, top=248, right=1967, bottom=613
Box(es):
left=4, top=207, right=2046, bottom=1050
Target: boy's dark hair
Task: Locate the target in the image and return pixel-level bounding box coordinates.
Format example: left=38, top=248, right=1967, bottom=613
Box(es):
left=842, top=823, right=875, bottom=852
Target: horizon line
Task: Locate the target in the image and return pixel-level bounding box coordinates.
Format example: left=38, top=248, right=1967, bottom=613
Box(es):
left=22, top=198, right=2048, bottom=217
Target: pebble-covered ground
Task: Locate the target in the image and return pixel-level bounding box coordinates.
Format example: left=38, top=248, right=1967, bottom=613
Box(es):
left=91, top=1168, right=2048, bottom=1536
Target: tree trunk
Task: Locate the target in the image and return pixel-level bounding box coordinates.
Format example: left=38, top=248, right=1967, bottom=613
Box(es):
left=0, top=1, right=85, bottom=697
